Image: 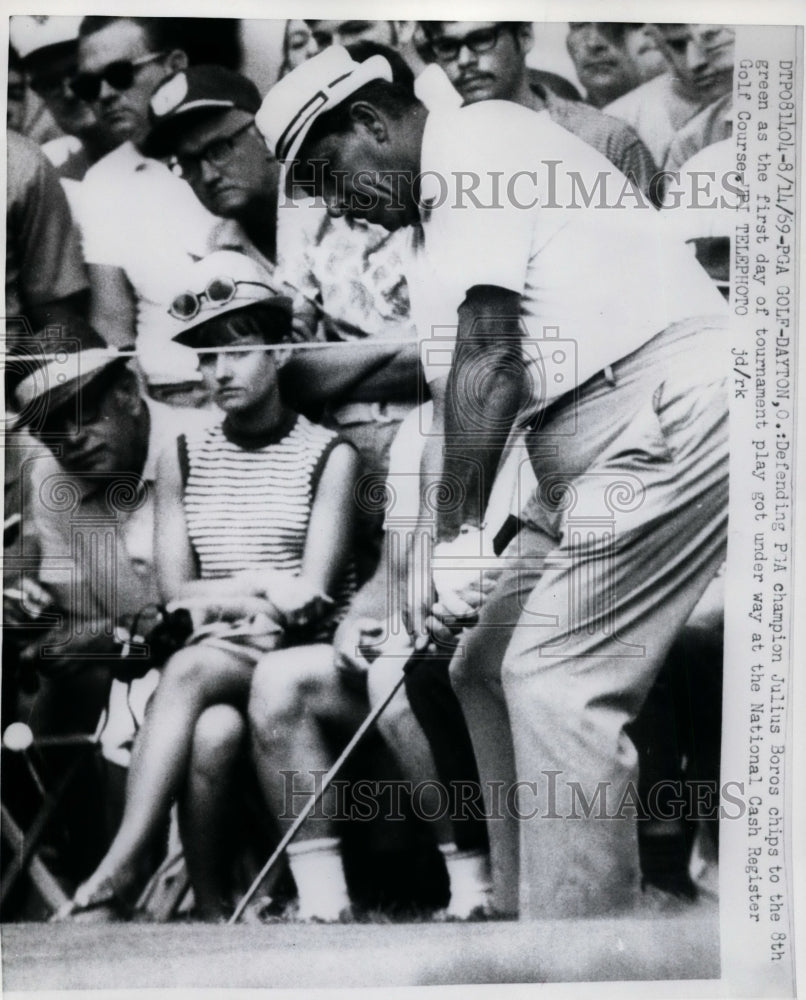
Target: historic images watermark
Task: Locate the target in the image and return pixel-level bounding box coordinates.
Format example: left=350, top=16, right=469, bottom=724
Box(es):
left=278, top=771, right=751, bottom=823
left=281, top=160, right=745, bottom=212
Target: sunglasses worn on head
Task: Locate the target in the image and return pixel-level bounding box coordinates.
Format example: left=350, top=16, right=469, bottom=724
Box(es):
left=430, top=25, right=504, bottom=62
left=70, top=51, right=165, bottom=102
left=169, top=277, right=275, bottom=322
left=172, top=122, right=255, bottom=183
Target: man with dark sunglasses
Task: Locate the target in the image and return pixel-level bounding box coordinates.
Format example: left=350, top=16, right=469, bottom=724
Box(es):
left=72, top=18, right=239, bottom=401
left=75, top=16, right=187, bottom=148
left=420, top=21, right=657, bottom=199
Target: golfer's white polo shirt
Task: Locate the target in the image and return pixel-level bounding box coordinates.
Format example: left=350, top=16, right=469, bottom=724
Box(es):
left=407, top=99, right=726, bottom=411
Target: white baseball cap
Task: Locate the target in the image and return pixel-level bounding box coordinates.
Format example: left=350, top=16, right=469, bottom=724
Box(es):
left=255, top=45, right=393, bottom=166
left=10, top=15, right=82, bottom=61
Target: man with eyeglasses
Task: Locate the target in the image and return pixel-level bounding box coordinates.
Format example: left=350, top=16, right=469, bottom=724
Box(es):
left=145, top=54, right=427, bottom=584
left=6, top=321, right=210, bottom=885
left=143, top=66, right=280, bottom=275
left=604, top=24, right=733, bottom=167
left=420, top=21, right=658, bottom=197
left=304, top=19, right=580, bottom=102
left=73, top=17, right=231, bottom=403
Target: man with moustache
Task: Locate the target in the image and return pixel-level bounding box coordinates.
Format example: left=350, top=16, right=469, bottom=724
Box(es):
left=420, top=20, right=658, bottom=194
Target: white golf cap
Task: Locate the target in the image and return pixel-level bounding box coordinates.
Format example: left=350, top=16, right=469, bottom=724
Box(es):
left=10, top=15, right=82, bottom=60
left=255, top=45, right=393, bottom=165
left=165, top=249, right=291, bottom=346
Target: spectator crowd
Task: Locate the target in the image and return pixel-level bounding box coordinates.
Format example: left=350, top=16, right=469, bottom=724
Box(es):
left=4, top=17, right=733, bottom=925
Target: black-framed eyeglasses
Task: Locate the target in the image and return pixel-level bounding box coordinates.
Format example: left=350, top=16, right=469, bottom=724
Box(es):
left=429, top=25, right=504, bottom=63
left=70, top=51, right=165, bottom=102
left=169, top=276, right=275, bottom=322
left=172, top=121, right=256, bottom=182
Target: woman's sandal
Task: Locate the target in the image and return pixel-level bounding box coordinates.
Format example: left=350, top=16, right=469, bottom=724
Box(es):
left=51, top=877, right=136, bottom=923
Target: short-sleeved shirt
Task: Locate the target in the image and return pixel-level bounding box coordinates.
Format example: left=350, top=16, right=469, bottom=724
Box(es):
left=5, top=130, right=88, bottom=317
left=604, top=73, right=703, bottom=169
left=407, top=100, right=726, bottom=410
left=275, top=205, right=417, bottom=342
left=27, top=397, right=210, bottom=621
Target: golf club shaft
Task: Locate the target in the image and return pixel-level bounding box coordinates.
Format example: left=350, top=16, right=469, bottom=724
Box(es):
left=228, top=647, right=432, bottom=924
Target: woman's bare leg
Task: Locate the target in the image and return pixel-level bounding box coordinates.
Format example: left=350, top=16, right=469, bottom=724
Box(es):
left=178, top=704, right=246, bottom=921
left=78, top=644, right=254, bottom=898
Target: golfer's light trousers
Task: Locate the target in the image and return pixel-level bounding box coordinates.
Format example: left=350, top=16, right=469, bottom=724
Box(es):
left=451, top=315, right=729, bottom=918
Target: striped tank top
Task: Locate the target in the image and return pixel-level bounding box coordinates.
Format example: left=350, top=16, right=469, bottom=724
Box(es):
left=180, top=413, right=354, bottom=638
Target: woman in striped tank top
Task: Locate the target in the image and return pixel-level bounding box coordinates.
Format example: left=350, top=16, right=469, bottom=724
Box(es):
left=58, top=253, right=358, bottom=921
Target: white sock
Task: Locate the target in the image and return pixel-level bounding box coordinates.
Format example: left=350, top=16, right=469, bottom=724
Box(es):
left=439, top=843, right=492, bottom=918
left=286, top=837, right=351, bottom=920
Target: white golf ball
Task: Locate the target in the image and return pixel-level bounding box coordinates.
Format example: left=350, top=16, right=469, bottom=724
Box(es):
left=3, top=722, right=34, bottom=751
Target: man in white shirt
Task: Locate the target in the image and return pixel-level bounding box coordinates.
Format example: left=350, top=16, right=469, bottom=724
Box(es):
left=74, top=17, right=224, bottom=399
left=257, top=47, right=730, bottom=920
